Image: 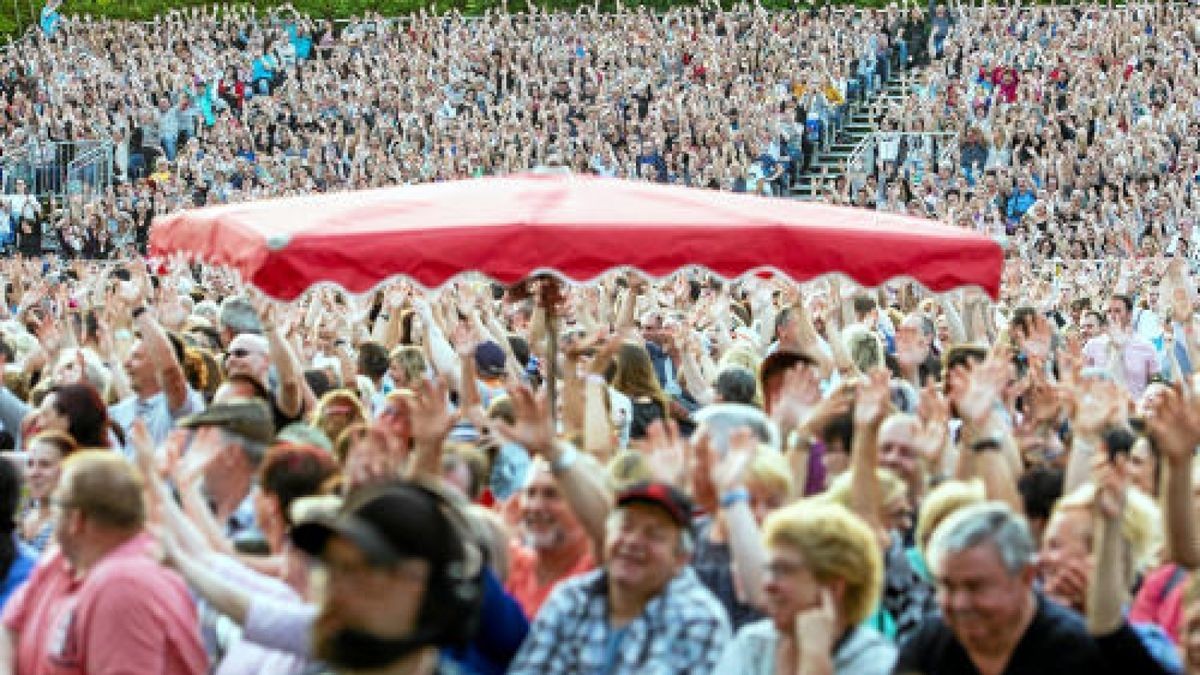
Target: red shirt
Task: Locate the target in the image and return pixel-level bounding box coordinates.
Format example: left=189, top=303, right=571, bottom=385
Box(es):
left=3, top=533, right=208, bottom=675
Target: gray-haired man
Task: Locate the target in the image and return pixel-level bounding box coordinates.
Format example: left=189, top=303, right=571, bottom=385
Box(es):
left=893, top=503, right=1117, bottom=675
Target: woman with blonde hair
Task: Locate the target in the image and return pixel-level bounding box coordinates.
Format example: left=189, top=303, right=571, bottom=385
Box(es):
left=715, top=500, right=896, bottom=674
left=311, top=388, right=366, bottom=450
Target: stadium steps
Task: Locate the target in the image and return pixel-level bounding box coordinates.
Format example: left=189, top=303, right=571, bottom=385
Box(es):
left=789, top=67, right=921, bottom=202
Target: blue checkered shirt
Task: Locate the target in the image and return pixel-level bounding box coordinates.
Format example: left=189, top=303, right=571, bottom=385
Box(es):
left=508, top=567, right=731, bottom=675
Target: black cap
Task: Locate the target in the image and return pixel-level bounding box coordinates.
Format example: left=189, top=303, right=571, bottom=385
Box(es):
left=616, top=481, right=694, bottom=531
left=291, top=481, right=460, bottom=568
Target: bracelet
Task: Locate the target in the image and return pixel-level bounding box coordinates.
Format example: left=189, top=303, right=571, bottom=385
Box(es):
left=131, top=306, right=147, bottom=320
left=550, top=443, right=579, bottom=475
left=969, top=437, right=1003, bottom=453
left=720, top=488, right=750, bottom=509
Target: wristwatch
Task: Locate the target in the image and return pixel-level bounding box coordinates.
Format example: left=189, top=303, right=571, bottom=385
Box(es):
left=969, top=437, right=1003, bottom=453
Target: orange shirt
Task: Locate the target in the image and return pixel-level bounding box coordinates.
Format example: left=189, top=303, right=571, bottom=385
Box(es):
left=506, top=541, right=595, bottom=619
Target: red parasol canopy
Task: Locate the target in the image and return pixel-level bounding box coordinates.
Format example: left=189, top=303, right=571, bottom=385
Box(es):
left=150, top=173, right=1002, bottom=300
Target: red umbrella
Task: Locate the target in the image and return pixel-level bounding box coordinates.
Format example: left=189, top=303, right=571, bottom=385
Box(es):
left=150, top=173, right=1002, bottom=301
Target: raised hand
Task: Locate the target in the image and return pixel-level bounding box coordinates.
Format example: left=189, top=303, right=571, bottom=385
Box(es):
left=1016, top=313, right=1053, bottom=361
left=770, top=364, right=822, bottom=432
left=913, top=384, right=951, bottom=466
left=409, top=376, right=458, bottom=448
left=946, top=355, right=1009, bottom=428
left=494, top=383, right=555, bottom=456
left=644, top=418, right=688, bottom=487
left=1145, top=383, right=1200, bottom=467
left=853, top=368, right=892, bottom=429
left=710, top=425, right=755, bottom=495
left=1069, top=377, right=1126, bottom=438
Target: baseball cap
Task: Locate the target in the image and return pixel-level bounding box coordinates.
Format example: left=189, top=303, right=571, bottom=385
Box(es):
left=474, top=341, right=506, bottom=377
left=178, top=398, right=275, bottom=444
left=616, top=481, right=694, bottom=532
left=292, top=481, right=465, bottom=569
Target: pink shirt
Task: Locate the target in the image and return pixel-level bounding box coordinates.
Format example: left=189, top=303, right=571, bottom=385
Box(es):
left=3, top=533, right=208, bottom=675
left=1082, top=334, right=1159, bottom=398
left=1130, top=564, right=1187, bottom=644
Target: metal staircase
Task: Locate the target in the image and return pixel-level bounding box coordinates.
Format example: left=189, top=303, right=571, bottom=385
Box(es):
left=790, top=68, right=922, bottom=201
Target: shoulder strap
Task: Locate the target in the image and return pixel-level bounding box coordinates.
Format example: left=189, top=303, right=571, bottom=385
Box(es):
left=1158, top=565, right=1188, bottom=604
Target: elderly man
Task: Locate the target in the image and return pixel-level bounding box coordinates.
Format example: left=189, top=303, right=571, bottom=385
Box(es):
left=505, top=460, right=598, bottom=617
left=178, top=398, right=275, bottom=540
left=893, top=502, right=1167, bottom=675
left=0, top=451, right=207, bottom=674
left=509, top=481, right=730, bottom=674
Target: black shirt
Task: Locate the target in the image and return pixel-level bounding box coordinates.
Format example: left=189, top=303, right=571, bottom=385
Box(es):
left=893, top=593, right=1102, bottom=675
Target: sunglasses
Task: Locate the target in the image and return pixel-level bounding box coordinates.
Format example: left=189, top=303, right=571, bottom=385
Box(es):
left=225, top=348, right=257, bottom=360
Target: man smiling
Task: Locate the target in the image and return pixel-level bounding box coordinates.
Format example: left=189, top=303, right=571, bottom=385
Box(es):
left=508, top=481, right=729, bottom=674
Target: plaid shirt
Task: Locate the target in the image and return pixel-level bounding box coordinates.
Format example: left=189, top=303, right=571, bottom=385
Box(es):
left=508, top=567, right=731, bottom=675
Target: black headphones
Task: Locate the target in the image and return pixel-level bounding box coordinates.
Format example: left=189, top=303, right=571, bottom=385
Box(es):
left=406, top=481, right=486, bottom=649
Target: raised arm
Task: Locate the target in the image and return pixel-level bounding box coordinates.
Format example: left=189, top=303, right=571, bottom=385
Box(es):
left=1147, top=384, right=1200, bottom=569
left=134, top=310, right=190, bottom=413
left=849, top=369, right=890, bottom=533
left=495, top=384, right=612, bottom=557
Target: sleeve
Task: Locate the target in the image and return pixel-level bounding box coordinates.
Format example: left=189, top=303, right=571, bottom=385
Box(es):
left=505, top=585, right=574, bottom=675
left=1094, top=622, right=1177, bottom=675
left=241, top=598, right=317, bottom=658
left=1129, top=567, right=1168, bottom=626
left=2, top=549, right=59, bottom=634
left=207, top=554, right=297, bottom=600
left=467, top=568, right=529, bottom=671
left=0, top=388, right=30, bottom=450
left=892, top=624, right=934, bottom=675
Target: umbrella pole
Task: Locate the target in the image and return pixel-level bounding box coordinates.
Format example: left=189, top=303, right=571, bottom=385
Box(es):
left=545, top=301, right=559, bottom=430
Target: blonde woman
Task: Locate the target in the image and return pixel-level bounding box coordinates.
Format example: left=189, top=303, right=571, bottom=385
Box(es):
left=715, top=500, right=895, bottom=675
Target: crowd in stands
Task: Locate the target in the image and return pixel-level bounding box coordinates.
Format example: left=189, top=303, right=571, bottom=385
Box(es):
left=0, top=1, right=1192, bottom=675
left=0, top=0, right=929, bottom=256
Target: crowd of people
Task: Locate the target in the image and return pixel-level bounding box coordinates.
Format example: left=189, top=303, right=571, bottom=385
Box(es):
left=0, top=242, right=1195, bottom=674
left=0, top=1, right=1193, bottom=675
left=0, top=0, right=934, bottom=256
left=818, top=2, right=1200, bottom=270
left=0, top=1, right=1191, bottom=269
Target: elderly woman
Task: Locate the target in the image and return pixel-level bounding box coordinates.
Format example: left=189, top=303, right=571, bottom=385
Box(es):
left=715, top=500, right=895, bottom=674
